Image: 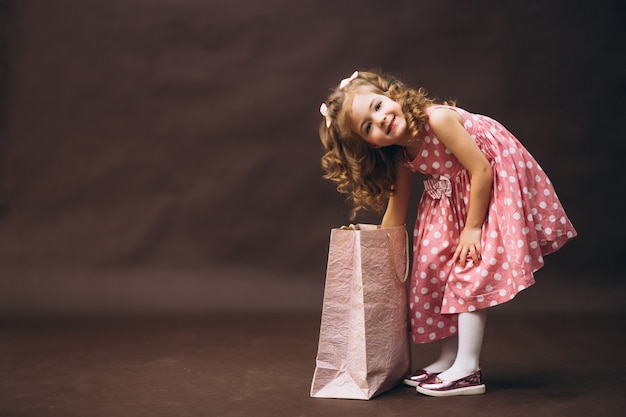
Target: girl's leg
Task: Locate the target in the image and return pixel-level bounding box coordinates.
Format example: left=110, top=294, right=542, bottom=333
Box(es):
left=424, top=335, right=458, bottom=372
left=436, top=309, right=487, bottom=381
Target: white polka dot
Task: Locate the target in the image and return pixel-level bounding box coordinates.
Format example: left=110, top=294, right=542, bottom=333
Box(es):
left=468, top=305, right=476, bottom=312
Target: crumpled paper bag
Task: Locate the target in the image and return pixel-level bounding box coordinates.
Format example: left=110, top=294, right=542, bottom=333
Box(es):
left=311, top=224, right=410, bottom=400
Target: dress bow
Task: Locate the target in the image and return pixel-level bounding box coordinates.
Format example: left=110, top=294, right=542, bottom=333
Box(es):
left=424, top=176, right=452, bottom=199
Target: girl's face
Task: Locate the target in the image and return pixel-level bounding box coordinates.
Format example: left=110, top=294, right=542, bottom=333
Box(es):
left=349, top=93, right=409, bottom=148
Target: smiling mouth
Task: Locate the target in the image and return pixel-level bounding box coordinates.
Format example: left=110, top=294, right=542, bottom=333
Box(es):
left=387, top=116, right=395, bottom=134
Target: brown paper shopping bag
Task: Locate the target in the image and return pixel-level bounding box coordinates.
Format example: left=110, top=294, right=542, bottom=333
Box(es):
left=310, top=224, right=410, bottom=400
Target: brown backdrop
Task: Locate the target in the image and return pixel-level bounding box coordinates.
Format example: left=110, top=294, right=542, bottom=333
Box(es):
left=0, top=0, right=623, bottom=316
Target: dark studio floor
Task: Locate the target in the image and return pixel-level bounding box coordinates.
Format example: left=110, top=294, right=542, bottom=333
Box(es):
left=1, top=310, right=625, bottom=417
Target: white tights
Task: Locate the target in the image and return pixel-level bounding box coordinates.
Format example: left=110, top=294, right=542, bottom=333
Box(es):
left=424, top=309, right=487, bottom=381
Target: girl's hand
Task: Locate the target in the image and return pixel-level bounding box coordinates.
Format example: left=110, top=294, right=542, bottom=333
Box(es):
left=452, top=227, right=482, bottom=267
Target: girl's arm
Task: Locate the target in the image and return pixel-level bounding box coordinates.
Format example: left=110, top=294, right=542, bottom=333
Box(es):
left=427, top=108, right=493, bottom=267
left=381, top=163, right=413, bottom=228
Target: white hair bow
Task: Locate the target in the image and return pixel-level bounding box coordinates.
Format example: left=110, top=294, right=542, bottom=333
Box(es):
left=320, top=103, right=331, bottom=127
left=339, top=71, right=359, bottom=89
left=320, top=71, right=359, bottom=128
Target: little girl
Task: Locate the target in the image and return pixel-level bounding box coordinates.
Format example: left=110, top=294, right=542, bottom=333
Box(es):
left=318, top=70, right=577, bottom=397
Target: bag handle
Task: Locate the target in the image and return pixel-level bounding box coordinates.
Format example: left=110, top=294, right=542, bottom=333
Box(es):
left=387, top=231, right=410, bottom=284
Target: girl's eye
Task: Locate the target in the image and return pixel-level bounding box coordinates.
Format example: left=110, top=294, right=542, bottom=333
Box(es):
left=375, top=102, right=381, bottom=111
left=365, top=122, right=372, bottom=135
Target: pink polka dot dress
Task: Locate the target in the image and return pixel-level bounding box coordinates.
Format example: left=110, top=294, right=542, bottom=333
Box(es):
left=403, top=105, right=577, bottom=344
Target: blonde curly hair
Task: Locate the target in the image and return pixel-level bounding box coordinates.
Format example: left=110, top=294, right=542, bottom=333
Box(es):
left=319, top=70, right=437, bottom=219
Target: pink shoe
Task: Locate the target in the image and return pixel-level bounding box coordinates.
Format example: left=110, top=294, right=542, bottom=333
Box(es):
left=403, top=369, right=440, bottom=387
left=416, top=370, right=486, bottom=397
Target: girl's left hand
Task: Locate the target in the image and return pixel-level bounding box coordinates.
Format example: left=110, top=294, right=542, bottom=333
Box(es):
left=452, top=227, right=483, bottom=267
